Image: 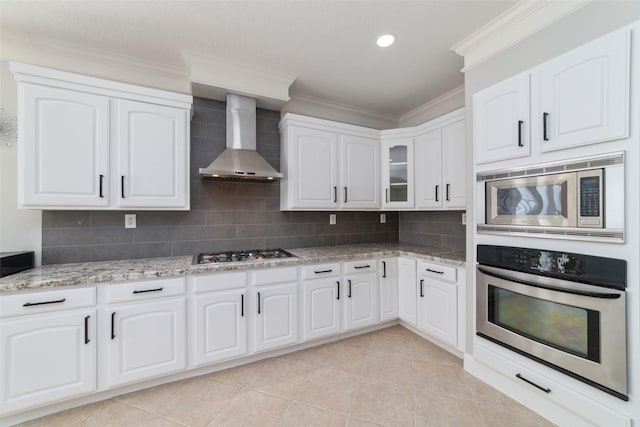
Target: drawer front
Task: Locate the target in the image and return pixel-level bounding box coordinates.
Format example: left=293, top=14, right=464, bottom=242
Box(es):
left=191, top=271, right=247, bottom=293
left=0, top=287, right=96, bottom=318
left=106, top=277, right=185, bottom=304
left=302, top=263, right=341, bottom=279
left=344, top=259, right=378, bottom=274
left=418, top=261, right=456, bottom=283
left=252, top=267, right=298, bottom=285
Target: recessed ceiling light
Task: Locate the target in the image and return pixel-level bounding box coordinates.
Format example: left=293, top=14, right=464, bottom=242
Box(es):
left=376, top=34, right=395, bottom=48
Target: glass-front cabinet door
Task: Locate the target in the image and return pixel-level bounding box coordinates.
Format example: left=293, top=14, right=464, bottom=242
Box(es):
left=381, top=138, right=414, bottom=209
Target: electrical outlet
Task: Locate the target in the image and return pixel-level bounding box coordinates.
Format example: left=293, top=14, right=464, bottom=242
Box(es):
left=125, top=214, right=137, bottom=229
left=329, top=214, right=337, bottom=225
left=380, top=213, right=386, bottom=224
left=461, top=213, right=466, bottom=225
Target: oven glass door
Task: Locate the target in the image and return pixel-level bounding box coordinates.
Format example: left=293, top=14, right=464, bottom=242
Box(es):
left=486, top=173, right=577, bottom=227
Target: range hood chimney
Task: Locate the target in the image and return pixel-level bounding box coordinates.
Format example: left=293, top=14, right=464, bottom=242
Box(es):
left=199, top=94, right=284, bottom=182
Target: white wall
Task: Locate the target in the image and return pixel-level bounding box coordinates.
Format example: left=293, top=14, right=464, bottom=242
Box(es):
left=0, top=60, right=42, bottom=264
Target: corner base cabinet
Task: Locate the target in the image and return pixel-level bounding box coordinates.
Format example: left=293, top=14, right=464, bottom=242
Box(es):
left=417, top=261, right=458, bottom=348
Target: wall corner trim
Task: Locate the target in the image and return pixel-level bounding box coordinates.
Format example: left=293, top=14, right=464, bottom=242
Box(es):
left=451, top=0, right=591, bottom=72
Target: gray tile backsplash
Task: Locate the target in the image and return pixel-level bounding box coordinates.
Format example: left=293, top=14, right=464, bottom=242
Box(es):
left=41, top=98, right=398, bottom=264
left=398, top=211, right=466, bottom=251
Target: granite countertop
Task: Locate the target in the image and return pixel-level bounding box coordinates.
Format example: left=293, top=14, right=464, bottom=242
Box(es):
left=0, top=243, right=465, bottom=293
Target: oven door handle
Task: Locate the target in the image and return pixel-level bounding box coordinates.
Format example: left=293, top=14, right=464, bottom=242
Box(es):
left=477, top=266, right=621, bottom=299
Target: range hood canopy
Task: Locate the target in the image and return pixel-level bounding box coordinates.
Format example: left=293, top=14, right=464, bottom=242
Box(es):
left=199, top=94, right=284, bottom=183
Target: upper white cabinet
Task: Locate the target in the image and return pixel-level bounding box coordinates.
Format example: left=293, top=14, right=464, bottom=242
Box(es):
left=474, top=27, right=630, bottom=165
left=280, top=114, right=380, bottom=210
left=415, top=115, right=466, bottom=209
left=473, top=73, right=531, bottom=165
left=535, top=29, right=630, bottom=152
left=11, top=62, right=192, bottom=210
left=380, top=138, right=414, bottom=209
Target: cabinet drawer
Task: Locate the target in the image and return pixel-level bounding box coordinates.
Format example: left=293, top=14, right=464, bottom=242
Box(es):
left=191, top=271, right=247, bottom=293
left=106, top=277, right=185, bottom=303
left=253, top=267, right=298, bottom=285
left=0, top=287, right=96, bottom=318
left=302, top=263, right=341, bottom=279
left=417, top=261, right=456, bottom=283
left=344, top=259, right=377, bottom=274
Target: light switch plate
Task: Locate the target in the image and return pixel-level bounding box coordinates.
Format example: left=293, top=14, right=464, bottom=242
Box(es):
left=380, top=214, right=386, bottom=224
left=329, top=214, right=336, bottom=225
left=125, top=214, right=137, bottom=229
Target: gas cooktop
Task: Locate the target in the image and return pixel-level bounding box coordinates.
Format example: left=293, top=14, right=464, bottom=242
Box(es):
left=194, top=249, right=295, bottom=264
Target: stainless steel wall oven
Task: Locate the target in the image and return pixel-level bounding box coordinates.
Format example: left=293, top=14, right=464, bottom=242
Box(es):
left=476, top=245, right=628, bottom=400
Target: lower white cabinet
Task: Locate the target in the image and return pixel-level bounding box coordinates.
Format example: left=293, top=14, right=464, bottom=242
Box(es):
left=416, top=261, right=458, bottom=348
left=397, top=257, right=417, bottom=325
left=0, top=309, right=97, bottom=414
left=302, top=277, right=341, bottom=341
left=344, top=271, right=378, bottom=330
left=253, top=282, right=298, bottom=352
left=379, top=258, right=398, bottom=322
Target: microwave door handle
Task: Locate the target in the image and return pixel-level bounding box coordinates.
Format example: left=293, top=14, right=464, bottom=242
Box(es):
left=477, top=267, right=621, bottom=299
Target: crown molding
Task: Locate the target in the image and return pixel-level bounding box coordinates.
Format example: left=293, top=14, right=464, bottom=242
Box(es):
left=183, top=50, right=295, bottom=106
left=398, top=85, right=464, bottom=127
left=451, top=0, right=591, bottom=72
left=0, top=32, right=190, bottom=93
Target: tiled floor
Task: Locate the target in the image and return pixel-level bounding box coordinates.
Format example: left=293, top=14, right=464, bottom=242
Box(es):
left=19, top=325, right=554, bottom=427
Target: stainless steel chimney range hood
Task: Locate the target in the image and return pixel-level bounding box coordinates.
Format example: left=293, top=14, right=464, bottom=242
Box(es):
left=199, top=94, right=284, bottom=183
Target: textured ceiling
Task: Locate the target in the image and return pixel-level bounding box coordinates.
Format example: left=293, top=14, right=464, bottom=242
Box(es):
left=0, top=1, right=515, bottom=117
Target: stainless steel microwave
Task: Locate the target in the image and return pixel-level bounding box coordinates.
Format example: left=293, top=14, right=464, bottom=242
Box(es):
left=477, top=153, right=625, bottom=241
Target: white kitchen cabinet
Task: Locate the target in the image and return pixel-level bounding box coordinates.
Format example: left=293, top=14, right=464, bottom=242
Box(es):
left=379, top=257, right=398, bottom=322
left=302, top=277, right=342, bottom=340
left=0, top=288, right=97, bottom=415
left=18, top=84, right=110, bottom=208
left=381, top=138, right=414, bottom=209
left=397, top=257, right=417, bottom=325
left=473, top=73, right=531, bottom=165
left=535, top=29, right=630, bottom=152
left=415, top=116, right=466, bottom=210
left=344, top=271, right=378, bottom=331
left=416, top=261, right=457, bottom=348
left=253, top=282, right=298, bottom=352
left=11, top=62, right=192, bottom=210
left=101, top=278, right=187, bottom=388
left=280, top=114, right=380, bottom=210
left=116, top=100, right=189, bottom=209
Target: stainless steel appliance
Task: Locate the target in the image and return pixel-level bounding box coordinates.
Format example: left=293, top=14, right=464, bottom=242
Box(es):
left=477, top=152, right=624, bottom=241
left=476, top=245, right=627, bottom=400
left=194, top=249, right=294, bottom=264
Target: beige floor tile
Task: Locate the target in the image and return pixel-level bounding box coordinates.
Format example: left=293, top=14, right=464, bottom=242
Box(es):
left=294, top=368, right=359, bottom=414
left=244, top=358, right=312, bottom=398
left=376, top=324, right=420, bottom=339
left=360, top=349, right=415, bottom=384
left=208, top=389, right=288, bottom=427
left=116, top=380, right=184, bottom=414
left=337, top=333, right=372, bottom=349
left=412, top=359, right=474, bottom=400
left=409, top=338, right=462, bottom=367
left=465, top=373, right=511, bottom=406
left=414, top=389, right=483, bottom=427
left=208, top=362, right=257, bottom=386
left=18, top=399, right=181, bottom=427
left=346, top=417, right=387, bottom=427
left=277, top=345, right=322, bottom=367
left=310, top=342, right=367, bottom=375
left=478, top=401, right=555, bottom=427
left=350, top=377, right=414, bottom=427
left=277, top=401, right=346, bottom=427
left=366, top=332, right=414, bottom=358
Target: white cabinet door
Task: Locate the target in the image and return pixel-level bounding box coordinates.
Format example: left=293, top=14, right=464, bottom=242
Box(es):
left=105, top=298, right=186, bottom=387
left=344, top=272, right=378, bottom=330
left=417, top=277, right=457, bottom=348
left=379, top=258, right=398, bottom=322
left=254, top=283, right=298, bottom=352
left=415, top=130, right=442, bottom=209
left=302, top=278, right=341, bottom=341
left=397, top=257, right=417, bottom=325
left=473, top=73, right=530, bottom=164
left=537, top=29, right=630, bottom=152
left=291, top=127, right=338, bottom=209
left=191, top=289, right=247, bottom=367
left=116, top=100, right=189, bottom=209
left=442, top=121, right=466, bottom=209
left=341, top=135, right=380, bottom=209
left=381, top=138, right=414, bottom=209
left=20, top=84, right=110, bottom=207
left=0, top=310, right=96, bottom=414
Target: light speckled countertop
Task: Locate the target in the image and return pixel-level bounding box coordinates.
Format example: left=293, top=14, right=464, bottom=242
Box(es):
left=0, top=243, right=465, bottom=293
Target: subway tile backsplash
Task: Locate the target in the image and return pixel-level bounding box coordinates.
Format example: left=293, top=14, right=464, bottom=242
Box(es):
left=398, top=211, right=466, bottom=251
